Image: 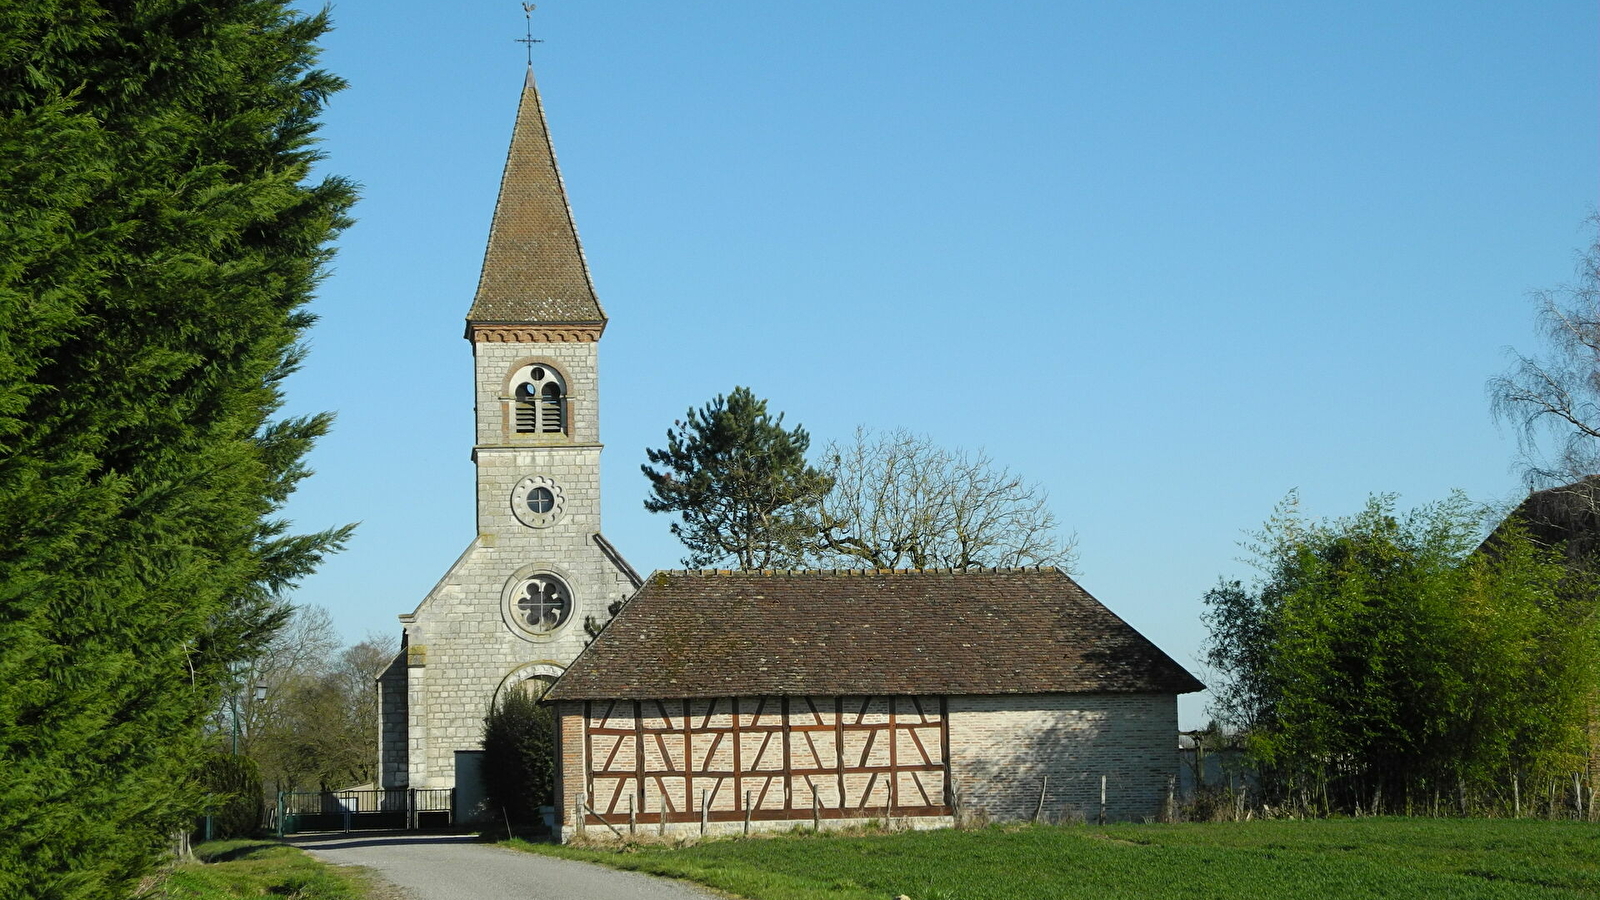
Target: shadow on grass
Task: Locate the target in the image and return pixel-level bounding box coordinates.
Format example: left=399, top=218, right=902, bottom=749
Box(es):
left=195, top=840, right=281, bottom=863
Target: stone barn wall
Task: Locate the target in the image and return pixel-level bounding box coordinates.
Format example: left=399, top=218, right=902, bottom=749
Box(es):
left=947, top=692, right=1177, bottom=823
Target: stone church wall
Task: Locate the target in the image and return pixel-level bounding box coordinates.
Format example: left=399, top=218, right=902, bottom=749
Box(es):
left=382, top=328, right=638, bottom=793
left=946, top=692, right=1176, bottom=823
left=396, top=536, right=635, bottom=790
left=376, top=651, right=409, bottom=787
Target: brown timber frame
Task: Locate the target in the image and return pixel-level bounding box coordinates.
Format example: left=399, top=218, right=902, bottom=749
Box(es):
left=580, top=695, right=950, bottom=826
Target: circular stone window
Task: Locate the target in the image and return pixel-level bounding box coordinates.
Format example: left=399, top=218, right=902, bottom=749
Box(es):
left=512, top=574, right=572, bottom=634
left=510, top=475, right=565, bottom=528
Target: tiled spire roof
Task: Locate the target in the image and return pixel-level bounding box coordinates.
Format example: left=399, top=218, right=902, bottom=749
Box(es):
left=466, top=68, right=606, bottom=326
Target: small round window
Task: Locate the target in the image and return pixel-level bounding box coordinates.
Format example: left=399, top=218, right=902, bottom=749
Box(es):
left=515, top=575, right=571, bottom=633
left=510, top=476, right=564, bottom=528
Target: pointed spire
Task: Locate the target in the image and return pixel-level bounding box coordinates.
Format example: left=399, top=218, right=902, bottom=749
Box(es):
left=467, top=68, right=606, bottom=328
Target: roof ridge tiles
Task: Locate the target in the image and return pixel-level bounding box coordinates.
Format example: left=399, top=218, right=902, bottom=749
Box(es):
left=650, top=566, right=1068, bottom=579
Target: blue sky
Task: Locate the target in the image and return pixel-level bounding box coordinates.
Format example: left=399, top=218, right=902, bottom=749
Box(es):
left=284, top=2, right=1598, bottom=727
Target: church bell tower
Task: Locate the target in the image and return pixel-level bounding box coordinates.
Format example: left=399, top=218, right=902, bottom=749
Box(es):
left=378, top=67, right=640, bottom=793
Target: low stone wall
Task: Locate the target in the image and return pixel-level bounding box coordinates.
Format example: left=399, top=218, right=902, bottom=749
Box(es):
left=562, top=812, right=955, bottom=843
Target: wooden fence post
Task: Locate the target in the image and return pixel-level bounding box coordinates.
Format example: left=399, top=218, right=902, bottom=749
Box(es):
left=578, top=791, right=587, bottom=838
left=744, top=790, right=752, bottom=835
left=813, top=791, right=820, bottom=831
left=700, top=789, right=709, bottom=836
left=629, top=793, right=636, bottom=836
left=1098, top=775, right=1107, bottom=825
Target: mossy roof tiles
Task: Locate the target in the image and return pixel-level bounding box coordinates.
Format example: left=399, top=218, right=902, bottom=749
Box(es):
left=545, top=568, right=1204, bottom=701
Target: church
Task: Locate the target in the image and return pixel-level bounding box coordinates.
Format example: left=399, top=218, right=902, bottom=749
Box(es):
left=375, top=67, right=643, bottom=806
left=378, top=63, right=1202, bottom=838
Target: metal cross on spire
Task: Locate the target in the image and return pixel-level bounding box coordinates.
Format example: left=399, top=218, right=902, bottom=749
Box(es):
left=515, top=3, right=542, bottom=67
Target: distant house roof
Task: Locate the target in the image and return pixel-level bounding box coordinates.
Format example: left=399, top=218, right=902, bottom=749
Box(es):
left=545, top=568, right=1204, bottom=701
left=466, top=68, right=606, bottom=327
left=1483, top=475, right=1600, bottom=565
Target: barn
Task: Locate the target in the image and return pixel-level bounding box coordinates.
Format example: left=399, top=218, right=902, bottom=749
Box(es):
left=542, top=567, right=1203, bottom=840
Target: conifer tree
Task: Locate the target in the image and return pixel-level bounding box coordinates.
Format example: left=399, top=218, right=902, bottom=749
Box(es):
left=643, top=387, right=832, bottom=569
left=0, top=3, right=354, bottom=896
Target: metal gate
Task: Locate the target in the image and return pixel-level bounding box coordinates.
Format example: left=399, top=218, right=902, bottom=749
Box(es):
left=275, top=788, right=455, bottom=834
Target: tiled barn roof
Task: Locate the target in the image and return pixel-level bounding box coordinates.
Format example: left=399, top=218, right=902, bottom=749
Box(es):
left=466, top=68, right=606, bottom=326
left=545, top=568, right=1203, bottom=700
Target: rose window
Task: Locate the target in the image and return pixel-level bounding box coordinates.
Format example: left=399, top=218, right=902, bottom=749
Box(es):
left=515, top=575, right=571, bottom=633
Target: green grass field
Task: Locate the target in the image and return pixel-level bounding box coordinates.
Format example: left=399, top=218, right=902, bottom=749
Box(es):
left=153, top=840, right=368, bottom=900
left=510, top=818, right=1600, bottom=900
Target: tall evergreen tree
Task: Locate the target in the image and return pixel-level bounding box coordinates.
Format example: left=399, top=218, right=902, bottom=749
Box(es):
left=643, top=387, right=831, bottom=569
left=0, top=3, right=354, bottom=896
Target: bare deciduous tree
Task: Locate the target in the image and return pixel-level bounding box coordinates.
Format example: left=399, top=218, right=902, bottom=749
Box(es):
left=329, top=637, right=400, bottom=783
left=811, top=428, right=1077, bottom=572
left=226, top=604, right=341, bottom=759
left=1490, top=218, right=1600, bottom=488
left=225, top=605, right=397, bottom=791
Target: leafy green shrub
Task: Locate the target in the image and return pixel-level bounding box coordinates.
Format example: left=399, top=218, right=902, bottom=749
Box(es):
left=1203, top=492, right=1599, bottom=814
left=482, top=685, right=555, bottom=824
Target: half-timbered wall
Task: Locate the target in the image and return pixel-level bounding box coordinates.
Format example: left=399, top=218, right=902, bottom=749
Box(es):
left=562, top=696, right=950, bottom=835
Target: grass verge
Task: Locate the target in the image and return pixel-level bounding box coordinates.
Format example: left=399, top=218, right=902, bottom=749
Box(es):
left=151, top=839, right=372, bottom=900
left=506, top=818, right=1600, bottom=900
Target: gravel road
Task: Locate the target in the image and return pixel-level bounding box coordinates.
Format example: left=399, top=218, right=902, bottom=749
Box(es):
left=290, top=832, right=719, bottom=900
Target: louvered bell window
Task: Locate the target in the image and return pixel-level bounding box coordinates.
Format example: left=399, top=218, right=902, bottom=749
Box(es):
left=512, top=365, right=566, bottom=435
left=540, top=382, right=563, bottom=433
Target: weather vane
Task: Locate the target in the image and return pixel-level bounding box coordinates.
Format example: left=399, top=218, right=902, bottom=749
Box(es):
left=516, top=3, right=542, bottom=67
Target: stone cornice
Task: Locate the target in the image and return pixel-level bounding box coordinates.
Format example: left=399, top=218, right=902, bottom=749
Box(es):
left=467, top=322, right=605, bottom=343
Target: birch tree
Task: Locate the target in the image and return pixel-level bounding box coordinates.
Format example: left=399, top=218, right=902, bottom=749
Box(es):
left=1490, top=219, right=1600, bottom=488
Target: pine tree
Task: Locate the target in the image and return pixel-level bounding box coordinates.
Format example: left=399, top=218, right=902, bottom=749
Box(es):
left=642, top=386, right=832, bottom=569
left=0, top=3, right=354, bottom=895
